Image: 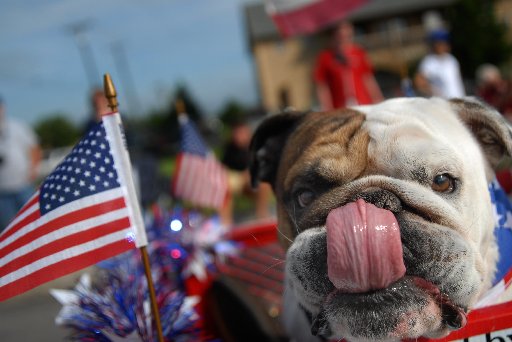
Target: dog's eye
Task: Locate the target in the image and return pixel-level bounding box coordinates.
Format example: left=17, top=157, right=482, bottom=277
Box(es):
left=432, top=173, right=455, bottom=193
left=296, top=189, right=315, bottom=208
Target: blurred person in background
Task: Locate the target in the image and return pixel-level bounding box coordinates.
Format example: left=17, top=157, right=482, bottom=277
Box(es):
left=415, top=29, right=465, bottom=99
left=475, top=64, right=512, bottom=194
left=476, top=63, right=512, bottom=121
left=314, top=21, right=383, bottom=111
left=83, top=88, right=110, bottom=133
left=219, top=119, right=272, bottom=226
left=0, top=96, right=41, bottom=231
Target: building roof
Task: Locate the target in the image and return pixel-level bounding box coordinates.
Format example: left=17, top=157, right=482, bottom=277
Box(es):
left=244, top=0, right=458, bottom=45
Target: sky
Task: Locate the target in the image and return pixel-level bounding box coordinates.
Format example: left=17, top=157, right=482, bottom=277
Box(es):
left=0, top=0, right=260, bottom=125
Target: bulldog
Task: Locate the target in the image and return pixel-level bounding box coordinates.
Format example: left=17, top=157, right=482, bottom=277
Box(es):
left=249, top=97, right=512, bottom=341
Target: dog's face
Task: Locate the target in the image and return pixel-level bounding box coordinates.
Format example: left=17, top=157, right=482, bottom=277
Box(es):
left=249, top=97, right=512, bottom=341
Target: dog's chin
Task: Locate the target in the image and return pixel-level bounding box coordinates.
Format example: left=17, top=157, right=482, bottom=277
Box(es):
left=286, top=227, right=470, bottom=342
left=315, top=276, right=467, bottom=342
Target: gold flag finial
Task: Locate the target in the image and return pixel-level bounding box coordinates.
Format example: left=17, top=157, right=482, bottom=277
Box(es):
left=103, top=73, right=118, bottom=112
left=175, top=98, right=186, bottom=115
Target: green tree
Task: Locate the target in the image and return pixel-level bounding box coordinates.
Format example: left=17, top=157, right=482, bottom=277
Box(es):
left=446, top=0, right=512, bottom=78
left=130, top=83, right=205, bottom=156
left=218, top=100, right=247, bottom=126
left=34, top=115, right=80, bottom=149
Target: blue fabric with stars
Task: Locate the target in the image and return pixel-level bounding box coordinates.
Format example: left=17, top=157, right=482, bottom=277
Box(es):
left=179, top=117, right=208, bottom=157
left=489, top=180, right=512, bottom=285
left=40, top=121, right=120, bottom=215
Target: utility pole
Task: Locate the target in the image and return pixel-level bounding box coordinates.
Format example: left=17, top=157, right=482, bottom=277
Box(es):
left=110, top=41, right=142, bottom=116
left=69, top=20, right=100, bottom=88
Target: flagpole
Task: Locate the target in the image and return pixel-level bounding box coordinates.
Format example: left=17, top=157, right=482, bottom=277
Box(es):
left=103, top=73, right=165, bottom=342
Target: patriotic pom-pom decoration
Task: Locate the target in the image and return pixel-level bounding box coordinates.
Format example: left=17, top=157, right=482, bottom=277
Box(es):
left=50, top=207, right=226, bottom=341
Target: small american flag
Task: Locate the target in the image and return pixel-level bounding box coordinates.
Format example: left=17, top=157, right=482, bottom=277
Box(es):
left=172, top=115, right=228, bottom=210
left=0, top=112, right=147, bottom=301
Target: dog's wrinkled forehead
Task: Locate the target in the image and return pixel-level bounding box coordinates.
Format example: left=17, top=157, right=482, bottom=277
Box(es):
left=356, top=98, right=486, bottom=180
left=279, top=110, right=369, bottom=191
left=280, top=98, right=480, bottom=191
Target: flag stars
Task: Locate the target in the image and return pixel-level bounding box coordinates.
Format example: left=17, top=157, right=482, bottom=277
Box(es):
left=108, top=172, right=114, bottom=178
left=51, top=194, right=57, bottom=200
left=45, top=204, right=51, bottom=210
left=103, top=181, right=109, bottom=187
left=89, top=161, right=96, bottom=168
left=94, top=175, right=100, bottom=182
left=74, top=190, right=80, bottom=196
left=56, top=185, right=62, bottom=190
left=91, top=140, right=96, bottom=146
left=64, top=187, right=70, bottom=193
left=99, top=166, right=105, bottom=173
left=84, top=171, right=91, bottom=177
left=79, top=180, right=86, bottom=187
left=85, top=149, right=91, bottom=155
left=59, top=197, right=65, bottom=203
left=80, top=158, right=86, bottom=164
left=70, top=177, right=76, bottom=184
left=104, top=157, right=111, bottom=164
left=100, top=143, right=106, bottom=150
left=89, top=185, right=96, bottom=191
left=95, top=152, right=101, bottom=159
left=75, top=168, right=81, bottom=174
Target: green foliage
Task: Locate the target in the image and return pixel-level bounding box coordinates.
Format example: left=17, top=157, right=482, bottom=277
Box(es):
left=446, top=0, right=512, bottom=78
left=218, top=100, right=247, bottom=126
left=126, top=83, right=205, bottom=157
left=34, top=115, right=80, bottom=149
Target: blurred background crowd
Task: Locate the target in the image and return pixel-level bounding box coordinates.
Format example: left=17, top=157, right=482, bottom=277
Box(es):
left=2, top=0, right=512, bottom=228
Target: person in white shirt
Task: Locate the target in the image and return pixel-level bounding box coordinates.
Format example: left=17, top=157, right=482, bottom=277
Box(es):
left=415, top=29, right=466, bottom=99
left=0, top=97, right=41, bottom=231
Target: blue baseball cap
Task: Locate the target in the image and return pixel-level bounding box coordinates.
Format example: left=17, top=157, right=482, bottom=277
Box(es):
left=428, top=29, right=450, bottom=42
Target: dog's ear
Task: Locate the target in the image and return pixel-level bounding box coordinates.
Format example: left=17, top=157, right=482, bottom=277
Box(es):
left=451, top=98, right=512, bottom=170
left=249, top=111, right=304, bottom=188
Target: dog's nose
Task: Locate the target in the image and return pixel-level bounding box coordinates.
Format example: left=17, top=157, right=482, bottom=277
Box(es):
left=355, top=189, right=402, bottom=212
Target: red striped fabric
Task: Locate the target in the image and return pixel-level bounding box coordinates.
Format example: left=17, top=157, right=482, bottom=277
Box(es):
left=266, top=0, right=369, bottom=38
left=0, top=188, right=135, bottom=301
left=173, top=153, right=228, bottom=210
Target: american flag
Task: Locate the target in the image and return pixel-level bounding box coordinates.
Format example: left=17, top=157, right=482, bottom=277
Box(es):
left=475, top=179, right=512, bottom=308
left=265, top=0, right=369, bottom=38
left=172, top=115, right=228, bottom=210
left=0, top=112, right=147, bottom=301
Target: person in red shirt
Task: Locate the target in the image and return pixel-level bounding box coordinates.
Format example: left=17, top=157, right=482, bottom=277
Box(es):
left=314, top=21, right=383, bottom=111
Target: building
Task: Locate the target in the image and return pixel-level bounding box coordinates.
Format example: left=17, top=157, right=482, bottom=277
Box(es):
left=244, top=0, right=509, bottom=113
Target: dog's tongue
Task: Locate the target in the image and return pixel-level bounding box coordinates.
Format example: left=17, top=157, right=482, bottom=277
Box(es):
left=327, top=199, right=405, bottom=292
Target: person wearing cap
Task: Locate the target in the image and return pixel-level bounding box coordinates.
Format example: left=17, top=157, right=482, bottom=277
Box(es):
left=0, top=97, right=41, bottom=231
left=415, top=29, right=465, bottom=98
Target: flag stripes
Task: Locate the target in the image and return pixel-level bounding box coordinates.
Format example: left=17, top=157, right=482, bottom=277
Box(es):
left=0, top=238, right=132, bottom=301
left=173, top=152, right=227, bottom=210
left=0, top=187, right=135, bottom=300
left=265, top=0, right=369, bottom=38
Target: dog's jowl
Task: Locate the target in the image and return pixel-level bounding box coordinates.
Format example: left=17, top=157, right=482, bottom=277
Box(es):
left=249, top=97, right=512, bottom=341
